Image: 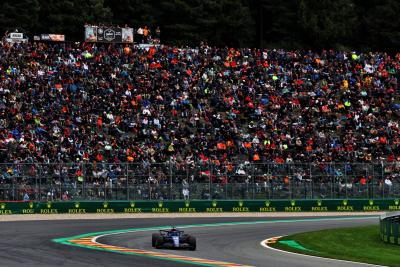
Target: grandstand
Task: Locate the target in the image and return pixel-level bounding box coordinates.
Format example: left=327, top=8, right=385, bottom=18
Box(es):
left=0, top=37, right=399, bottom=201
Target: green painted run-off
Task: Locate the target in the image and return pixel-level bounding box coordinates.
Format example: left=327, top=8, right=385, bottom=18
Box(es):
left=278, top=240, right=310, bottom=251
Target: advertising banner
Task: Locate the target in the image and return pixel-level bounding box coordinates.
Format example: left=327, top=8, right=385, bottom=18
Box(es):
left=6, top=32, right=28, bottom=43
left=10, top=33, right=23, bottom=39
left=0, top=199, right=398, bottom=215
left=122, top=27, right=134, bottom=43
left=84, top=26, right=97, bottom=42
left=40, top=34, right=65, bottom=42
left=84, top=25, right=133, bottom=43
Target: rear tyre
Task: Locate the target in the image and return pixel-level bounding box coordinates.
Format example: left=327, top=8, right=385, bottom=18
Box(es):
left=155, top=235, right=164, bottom=249
left=152, top=233, right=161, bottom=247
left=188, top=235, right=196, bottom=251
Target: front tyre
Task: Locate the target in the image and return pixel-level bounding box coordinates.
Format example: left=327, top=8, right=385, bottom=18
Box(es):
left=188, top=236, right=196, bottom=251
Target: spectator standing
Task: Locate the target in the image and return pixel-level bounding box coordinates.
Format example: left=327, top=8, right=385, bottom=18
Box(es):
left=136, top=27, right=143, bottom=43
left=155, top=26, right=161, bottom=43
left=182, top=179, right=189, bottom=200
left=143, top=26, right=149, bottom=43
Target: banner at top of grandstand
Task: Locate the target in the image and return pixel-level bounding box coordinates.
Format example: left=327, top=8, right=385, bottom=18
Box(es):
left=40, top=34, right=65, bottom=42
left=6, top=31, right=28, bottom=44
left=84, top=25, right=133, bottom=43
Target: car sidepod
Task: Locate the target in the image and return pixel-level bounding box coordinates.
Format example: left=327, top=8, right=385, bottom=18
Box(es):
left=172, top=236, right=180, bottom=247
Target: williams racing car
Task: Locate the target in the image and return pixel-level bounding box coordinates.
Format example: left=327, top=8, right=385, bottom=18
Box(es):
left=152, top=227, right=196, bottom=250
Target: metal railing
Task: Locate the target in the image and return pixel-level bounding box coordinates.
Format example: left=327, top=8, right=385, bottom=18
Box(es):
left=0, top=162, right=399, bottom=201
left=380, top=212, right=400, bottom=245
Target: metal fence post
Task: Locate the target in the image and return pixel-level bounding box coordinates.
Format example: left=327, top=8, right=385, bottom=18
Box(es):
left=208, top=162, right=211, bottom=200
left=57, top=164, right=62, bottom=201
left=11, top=174, right=15, bottom=200
left=126, top=164, right=129, bottom=200
left=186, top=165, right=190, bottom=200
left=104, top=167, right=107, bottom=201
left=345, top=163, right=348, bottom=199
left=382, top=162, right=385, bottom=199
left=371, top=163, right=375, bottom=199
left=34, top=166, right=38, bottom=201
left=39, top=167, right=41, bottom=201
left=366, top=166, right=369, bottom=199
left=288, top=163, right=292, bottom=199
left=148, top=164, right=151, bottom=200
left=330, top=162, right=333, bottom=198
left=82, top=163, right=85, bottom=200
left=252, top=163, right=255, bottom=199
left=170, top=162, right=173, bottom=200
left=310, top=163, right=313, bottom=199
left=268, top=163, right=272, bottom=199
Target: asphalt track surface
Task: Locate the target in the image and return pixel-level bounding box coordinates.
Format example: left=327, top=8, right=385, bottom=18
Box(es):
left=0, top=216, right=379, bottom=267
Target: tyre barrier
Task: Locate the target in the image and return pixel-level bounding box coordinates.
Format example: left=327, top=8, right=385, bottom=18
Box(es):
left=0, top=199, right=398, bottom=214
left=380, top=212, right=400, bottom=245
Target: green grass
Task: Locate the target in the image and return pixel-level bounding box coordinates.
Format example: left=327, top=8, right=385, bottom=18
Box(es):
left=271, top=225, right=400, bottom=267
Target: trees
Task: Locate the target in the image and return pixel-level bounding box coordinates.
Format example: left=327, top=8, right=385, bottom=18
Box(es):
left=197, top=0, right=254, bottom=47
left=157, top=0, right=199, bottom=46
left=249, top=0, right=302, bottom=49
left=0, top=0, right=398, bottom=50
left=360, top=0, right=400, bottom=51
left=38, top=0, right=112, bottom=40
left=154, top=0, right=254, bottom=47
left=104, top=0, right=157, bottom=27
left=0, top=0, right=40, bottom=34
left=298, top=0, right=358, bottom=49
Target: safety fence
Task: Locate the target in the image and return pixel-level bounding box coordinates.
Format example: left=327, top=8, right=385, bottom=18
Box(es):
left=0, top=199, right=399, bottom=214
left=380, top=212, right=400, bottom=245
left=0, top=162, right=399, bottom=201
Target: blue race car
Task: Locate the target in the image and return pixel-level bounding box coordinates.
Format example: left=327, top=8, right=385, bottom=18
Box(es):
left=152, top=227, right=196, bottom=250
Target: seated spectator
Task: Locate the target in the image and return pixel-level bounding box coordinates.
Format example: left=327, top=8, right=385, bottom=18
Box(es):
left=0, top=40, right=397, bottom=189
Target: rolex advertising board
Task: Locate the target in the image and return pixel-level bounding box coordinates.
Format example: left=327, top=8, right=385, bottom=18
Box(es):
left=0, top=199, right=397, bottom=214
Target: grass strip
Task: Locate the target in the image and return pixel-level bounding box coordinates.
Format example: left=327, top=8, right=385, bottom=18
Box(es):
left=271, top=225, right=400, bottom=267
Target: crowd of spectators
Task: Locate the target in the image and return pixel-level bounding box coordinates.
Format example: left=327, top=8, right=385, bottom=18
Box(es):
left=0, top=41, right=399, bottom=166
left=0, top=38, right=400, bottom=200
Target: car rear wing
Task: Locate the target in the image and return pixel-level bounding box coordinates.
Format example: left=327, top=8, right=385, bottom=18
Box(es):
left=159, top=229, right=184, bottom=235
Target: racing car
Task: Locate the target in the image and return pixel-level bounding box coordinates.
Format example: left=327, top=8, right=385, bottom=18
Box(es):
left=152, top=227, right=196, bottom=250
